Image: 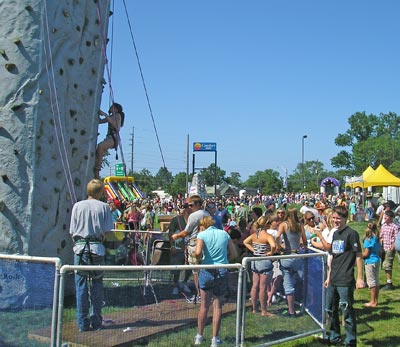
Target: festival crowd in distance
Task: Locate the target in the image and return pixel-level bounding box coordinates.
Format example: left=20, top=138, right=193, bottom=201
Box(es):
left=72, top=182, right=400, bottom=346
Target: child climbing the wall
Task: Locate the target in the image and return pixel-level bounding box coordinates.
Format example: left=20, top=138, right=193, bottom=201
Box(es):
left=94, top=102, right=124, bottom=178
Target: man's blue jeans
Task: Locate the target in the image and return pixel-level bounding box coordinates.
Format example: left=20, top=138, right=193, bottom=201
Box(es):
left=74, top=252, right=104, bottom=331
left=325, top=283, right=357, bottom=346
left=365, top=207, right=374, bottom=221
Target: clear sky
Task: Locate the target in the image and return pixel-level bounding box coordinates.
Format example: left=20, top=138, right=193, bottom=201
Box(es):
left=99, top=1, right=400, bottom=181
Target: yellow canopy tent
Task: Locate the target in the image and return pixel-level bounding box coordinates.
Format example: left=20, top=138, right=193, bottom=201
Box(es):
left=345, top=166, right=375, bottom=188
left=363, top=164, right=400, bottom=187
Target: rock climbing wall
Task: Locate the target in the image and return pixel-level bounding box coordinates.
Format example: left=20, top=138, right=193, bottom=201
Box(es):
left=0, top=0, right=110, bottom=264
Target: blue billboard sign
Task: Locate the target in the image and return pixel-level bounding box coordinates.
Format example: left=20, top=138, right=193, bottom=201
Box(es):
left=193, top=142, right=217, bottom=152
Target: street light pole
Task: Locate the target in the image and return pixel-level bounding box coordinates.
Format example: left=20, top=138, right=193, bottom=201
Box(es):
left=302, top=135, right=308, bottom=190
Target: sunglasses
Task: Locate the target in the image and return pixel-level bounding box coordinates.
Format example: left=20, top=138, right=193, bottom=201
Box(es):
left=306, top=217, right=315, bottom=221
left=188, top=203, right=195, bottom=207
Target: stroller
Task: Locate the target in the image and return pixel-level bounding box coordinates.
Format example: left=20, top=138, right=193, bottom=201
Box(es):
left=151, top=239, right=171, bottom=265
left=115, top=234, right=144, bottom=265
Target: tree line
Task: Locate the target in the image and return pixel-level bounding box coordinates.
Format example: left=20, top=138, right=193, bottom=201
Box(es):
left=112, top=112, right=400, bottom=197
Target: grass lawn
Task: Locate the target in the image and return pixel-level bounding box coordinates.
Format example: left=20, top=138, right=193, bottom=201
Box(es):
left=1, top=221, right=399, bottom=347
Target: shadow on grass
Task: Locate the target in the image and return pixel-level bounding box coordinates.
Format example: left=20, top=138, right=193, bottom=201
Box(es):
left=358, top=304, right=400, bottom=326
left=360, top=335, right=400, bottom=347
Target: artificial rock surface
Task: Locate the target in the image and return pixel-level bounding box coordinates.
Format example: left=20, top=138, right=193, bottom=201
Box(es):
left=0, top=0, right=110, bottom=264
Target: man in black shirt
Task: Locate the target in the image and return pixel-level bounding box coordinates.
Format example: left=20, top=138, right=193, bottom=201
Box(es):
left=324, top=205, right=364, bottom=347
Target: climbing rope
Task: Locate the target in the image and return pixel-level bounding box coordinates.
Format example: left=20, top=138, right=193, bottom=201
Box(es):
left=121, top=0, right=168, bottom=171
left=41, top=1, right=77, bottom=204
left=96, top=1, right=128, bottom=177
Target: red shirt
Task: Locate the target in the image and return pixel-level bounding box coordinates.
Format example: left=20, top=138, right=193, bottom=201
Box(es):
left=380, top=222, right=399, bottom=251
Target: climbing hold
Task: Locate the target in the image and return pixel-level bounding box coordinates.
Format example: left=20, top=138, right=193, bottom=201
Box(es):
left=5, top=63, right=16, bottom=71
left=11, top=104, right=21, bottom=111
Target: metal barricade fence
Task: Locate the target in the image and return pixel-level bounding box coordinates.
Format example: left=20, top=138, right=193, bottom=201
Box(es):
left=56, top=263, right=243, bottom=347
left=0, top=250, right=327, bottom=347
left=240, top=249, right=327, bottom=347
left=0, top=253, right=62, bottom=347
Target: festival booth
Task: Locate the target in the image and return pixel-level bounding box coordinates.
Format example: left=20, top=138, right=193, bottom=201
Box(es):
left=345, top=166, right=375, bottom=189
left=345, top=165, right=400, bottom=204
left=362, top=164, right=400, bottom=188
left=363, top=164, right=400, bottom=204
left=320, top=177, right=340, bottom=195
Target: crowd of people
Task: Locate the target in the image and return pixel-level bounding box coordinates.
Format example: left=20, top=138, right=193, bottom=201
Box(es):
left=69, top=185, right=400, bottom=347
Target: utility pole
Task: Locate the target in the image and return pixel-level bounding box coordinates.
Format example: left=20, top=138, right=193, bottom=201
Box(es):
left=302, top=134, right=308, bottom=190
left=129, top=127, right=134, bottom=175
left=186, top=134, right=189, bottom=197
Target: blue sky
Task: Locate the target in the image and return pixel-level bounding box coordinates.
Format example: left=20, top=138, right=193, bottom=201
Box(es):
left=99, top=1, right=400, bottom=181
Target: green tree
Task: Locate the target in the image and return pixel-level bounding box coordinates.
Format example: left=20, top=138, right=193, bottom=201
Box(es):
left=243, top=169, right=281, bottom=194
left=199, top=164, right=226, bottom=186
left=133, top=168, right=155, bottom=197
left=389, top=162, right=400, bottom=177
left=286, top=161, right=335, bottom=192
left=154, top=167, right=173, bottom=192
left=170, top=172, right=190, bottom=197
left=225, top=172, right=241, bottom=187
left=331, top=112, right=400, bottom=174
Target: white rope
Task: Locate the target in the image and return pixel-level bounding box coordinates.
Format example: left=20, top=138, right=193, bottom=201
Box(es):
left=96, top=1, right=128, bottom=177
left=41, top=1, right=77, bottom=204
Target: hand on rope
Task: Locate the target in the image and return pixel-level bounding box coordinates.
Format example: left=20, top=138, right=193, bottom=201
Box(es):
left=98, top=110, right=108, bottom=124
left=98, top=107, right=121, bottom=131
